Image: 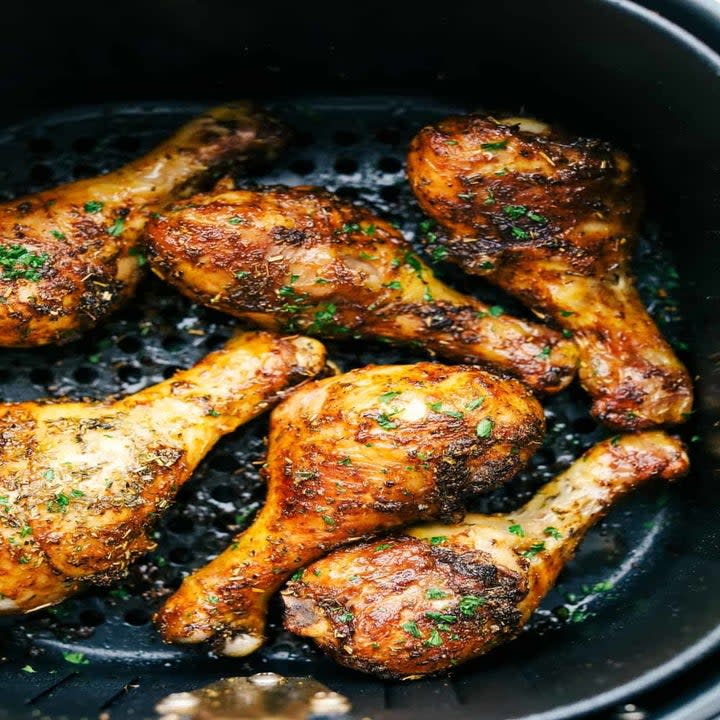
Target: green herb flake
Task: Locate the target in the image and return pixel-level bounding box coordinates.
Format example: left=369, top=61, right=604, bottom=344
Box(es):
left=560, top=310, right=575, bottom=317
left=291, top=569, right=304, bottom=581
left=527, top=211, right=547, bottom=223
left=402, top=621, right=423, bottom=638
left=458, top=192, right=474, bottom=200
left=508, top=523, right=525, bottom=537
left=430, top=536, right=447, bottom=546
left=459, top=595, right=487, bottom=616
left=537, top=346, right=551, bottom=360
left=0, top=244, right=50, bottom=281
left=338, top=612, right=354, bottom=622
left=465, top=397, right=485, bottom=411
left=43, top=469, right=55, bottom=481
left=383, top=280, right=402, bottom=290
left=108, top=216, right=126, bottom=237
left=426, top=587, right=447, bottom=599
left=235, top=271, right=250, bottom=279
left=315, top=277, right=330, bottom=284
left=428, top=402, right=464, bottom=419
left=362, top=224, right=376, bottom=236
left=70, top=489, right=85, bottom=498
left=511, top=226, right=529, bottom=240
left=610, top=435, right=621, bottom=446
left=481, top=140, right=508, bottom=151
left=425, top=629, right=443, bottom=646
left=21, top=665, right=36, bottom=673
left=63, top=651, right=89, bottom=665
left=480, top=261, right=495, bottom=270
left=84, top=200, right=104, bottom=213
left=484, top=190, right=495, bottom=205
left=128, top=246, right=147, bottom=266
left=521, top=541, right=546, bottom=559
left=338, top=457, right=352, bottom=466
left=359, top=251, right=378, bottom=261
left=476, top=418, right=494, bottom=439
left=562, top=329, right=573, bottom=338
left=431, top=246, right=448, bottom=262
left=207, top=594, right=220, bottom=604
left=374, top=543, right=392, bottom=552
left=19, top=525, right=32, bottom=538
left=228, top=216, right=244, bottom=225
left=503, top=205, right=527, bottom=219
left=489, top=305, right=504, bottom=317
left=321, top=514, right=335, bottom=526
left=50, top=230, right=66, bottom=240
left=379, top=391, right=401, bottom=404
left=375, top=412, right=399, bottom=430
left=425, top=611, right=457, bottom=624
left=207, top=409, right=221, bottom=417
left=544, top=526, right=562, bottom=540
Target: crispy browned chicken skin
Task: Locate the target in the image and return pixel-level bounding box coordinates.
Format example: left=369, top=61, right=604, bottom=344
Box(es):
left=0, top=102, right=286, bottom=346
left=144, top=185, right=578, bottom=394
left=154, top=362, right=545, bottom=655
left=0, top=331, right=325, bottom=614
left=407, top=114, right=692, bottom=429
left=283, top=432, right=688, bottom=679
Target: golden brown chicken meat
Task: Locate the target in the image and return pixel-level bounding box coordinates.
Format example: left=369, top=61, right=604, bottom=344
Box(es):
left=144, top=185, right=578, bottom=395
left=0, top=331, right=325, bottom=614
left=283, top=431, right=688, bottom=678
left=154, top=362, right=545, bottom=655
left=0, top=102, right=286, bottom=347
left=407, top=114, right=692, bottom=429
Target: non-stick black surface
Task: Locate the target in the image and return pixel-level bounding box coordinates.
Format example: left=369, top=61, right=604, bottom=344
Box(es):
left=0, top=99, right=714, bottom=720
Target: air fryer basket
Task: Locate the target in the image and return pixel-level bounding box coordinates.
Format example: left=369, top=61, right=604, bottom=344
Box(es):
left=0, top=2, right=719, bottom=720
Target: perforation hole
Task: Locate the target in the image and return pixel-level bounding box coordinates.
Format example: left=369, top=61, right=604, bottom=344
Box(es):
left=169, top=546, right=193, bottom=564
left=117, top=364, right=142, bottom=384
left=118, top=335, right=142, bottom=354
left=29, top=163, right=54, bottom=184
left=29, top=367, right=54, bottom=386
left=210, top=454, right=238, bottom=472
left=380, top=185, right=401, bottom=202
left=72, top=136, right=97, bottom=153
left=124, top=608, right=150, bottom=626
left=573, top=417, right=598, bottom=434
left=73, top=366, right=98, bottom=384
left=162, top=335, right=183, bottom=352
left=79, top=609, right=105, bottom=627
left=167, top=516, right=195, bottom=534
left=211, top=484, right=236, bottom=502
left=378, top=156, right=402, bottom=174
left=333, top=130, right=359, bottom=146
left=289, top=158, right=316, bottom=176
left=73, top=163, right=98, bottom=179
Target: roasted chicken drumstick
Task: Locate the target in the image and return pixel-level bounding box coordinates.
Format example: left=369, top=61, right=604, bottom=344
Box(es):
left=154, top=362, right=545, bottom=655
left=144, top=185, right=578, bottom=394
left=0, top=102, right=286, bottom=346
left=0, top=331, right=325, bottom=614
left=407, top=115, right=692, bottom=428
left=284, top=431, right=688, bottom=678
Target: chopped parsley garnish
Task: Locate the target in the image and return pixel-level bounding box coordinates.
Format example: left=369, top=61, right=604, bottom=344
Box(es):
left=560, top=310, right=575, bottom=317
left=484, top=190, right=495, bottom=205
left=481, top=140, right=508, bottom=151
left=206, top=409, right=221, bottom=417
left=465, top=397, right=485, bottom=411
left=70, top=489, right=85, bottom=498
left=521, top=541, right=546, bottom=558
left=128, top=246, right=147, bottom=266
left=207, top=595, right=219, bottom=604
left=19, top=525, right=32, bottom=537
left=480, top=261, right=495, bottom=270
left=503, top=205, right=527, bottom=219
left=425, top=611, right=457, bottom=624
left=511, top=226, right=529, bottom=240
left=374, top=543, right=392, bottom=552
left=562, top=329, right=573, bottom=338
left=108, top=216, right=126, bottom=236
left=362, top=224, right=376, bottom=236
left=458, top=192, right=474, bottom=200
left=321, top=514, right=335, bottom=526
left=489, top=305, right=504, bottom=317
left=47, top=493, right=71, bottom=513
left=341, top=223, right=361, bottom=234
left=375, top=412, right=399, bottom=430
left=610, top=435, right=621, bottom=446
left=63, top=651, right=89, bottom=665
left=235, top=271, right=250, bottom=279
left=425, top=629, right=443, bottom=646
left=404, top=251, right=423, bottom=277
left=0, top=496, right=9, bottom=505
left=508, top=523, right=525, bottom=537
left=21, top=665, right=36, bottom=673
left=0, top=244, right=49, bottom=281
left=291, top=569, right=304, bottom=581
left=84, top=200, right=104, bottom=213
left=315, top=277, right=329, bottom=284
left=429, top=536, right=447, bottom=546
left=476, top=418, right=494, bottom=438
left=431, top=246, right=448, bottom=262
left=228, top=216, right=244, bottom=225
left=428, top=402, right=464, bottom=419
left=383, top=280, right=402, bottom=290
left=426, top=588, right=447, bottom=599
left=379, top=391, right=401, bottom=403
left=50, top=230, right=66, bottom=240
left=544, top=527, right=562, bottom=540
left=402, top=621, right=423, bottom=638
left=338, top=612, right=354, bottom=622
left=43, top=469, right=55, bottom=481
left=459, top=595, right=487, bottom=616
left=527, top=211, right=547, bottom=223
left=537, top=346, right=552, bottom=360
left=359, top=251, right=378, bottom=261
left=338, top=457, right=352, bottom=466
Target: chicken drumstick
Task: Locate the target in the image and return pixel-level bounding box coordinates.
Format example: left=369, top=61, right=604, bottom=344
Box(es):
left=284, top=431, right=688, bottom=678
left=0, top=331, right=325, bottom=613
left=407, top=114, right=692, bottom=428
left=144, top=185, right=578, bottom=394
left=0, top=102, right=286, bottom=346
left=154, top=362, right=545, bottom=655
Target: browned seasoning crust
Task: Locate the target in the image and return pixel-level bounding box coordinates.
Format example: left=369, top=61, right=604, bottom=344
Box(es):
left=283, top=432, right=689, bottom=679
left=144, top=185, right=579, bottom=394
left=0, top=102, right=287, bottom=347
left=154, top=362, right=545, bottom=655
left=407, top=114, right=692, bottom=429
left=0, top=331, right=326, bottom=614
